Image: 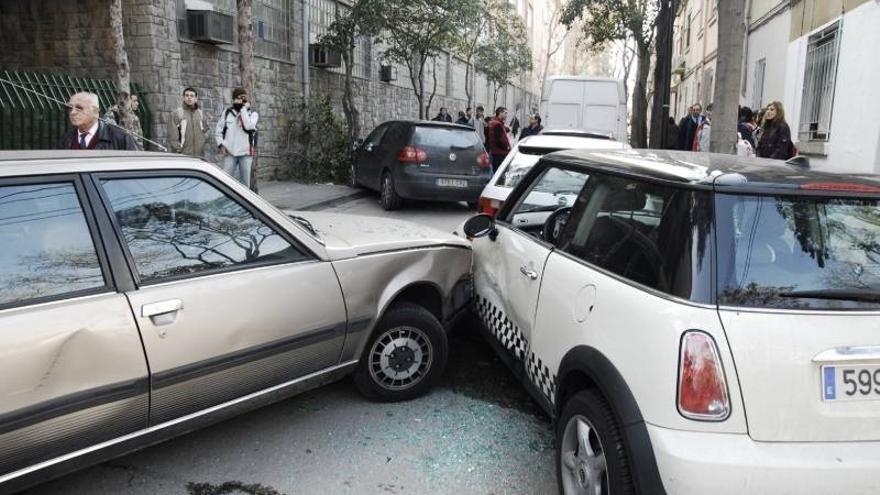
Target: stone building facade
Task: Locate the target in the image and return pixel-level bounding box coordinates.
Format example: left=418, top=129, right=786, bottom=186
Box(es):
left=0, top=0, right=538, bottom=180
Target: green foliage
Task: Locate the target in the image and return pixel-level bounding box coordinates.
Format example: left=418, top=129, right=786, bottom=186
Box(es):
left=561, top=0, right=658, bottom=48
left=320, top=0, right=386, bottom=54
left=475, top=0, right=532, bottom=92
left=283, top=93, right=351, bottom=184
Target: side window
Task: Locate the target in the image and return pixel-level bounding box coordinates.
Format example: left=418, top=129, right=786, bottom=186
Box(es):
left=0, top=182, right=106, bottom=307
left=559, top=174, right=712, bottom=296
left=507, top=166, right=590, bottom=217
left=100, top=176, right=308, bottom=283
left=365, top=124, right=388, bottom=148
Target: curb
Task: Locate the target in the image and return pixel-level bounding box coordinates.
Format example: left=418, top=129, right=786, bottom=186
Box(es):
left=298, top=189, right=372, bottom=211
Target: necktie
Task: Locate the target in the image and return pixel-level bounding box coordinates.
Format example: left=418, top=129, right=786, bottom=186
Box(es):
left=79, top=132, right=88, bottom=148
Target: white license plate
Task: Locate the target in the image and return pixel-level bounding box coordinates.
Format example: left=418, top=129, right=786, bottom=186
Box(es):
left=436, top=178, right=468, bottom=188
left=821, top=365, right=880, bottom=401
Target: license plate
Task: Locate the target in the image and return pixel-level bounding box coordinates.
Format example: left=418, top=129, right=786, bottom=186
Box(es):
left=436, top=178, right=468, bottom=188
left=821, top=365, right=880, bottom=401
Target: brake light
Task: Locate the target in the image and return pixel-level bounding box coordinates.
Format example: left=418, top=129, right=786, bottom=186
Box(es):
left=478, top=196, right=502, bottom=216
left=800, top=182, right=880, bottom=193
left=477, top=151, right=490, bottom=168
left=677, top=331, right=730, bottom=421
left=397, top=145, right=428, bottom=163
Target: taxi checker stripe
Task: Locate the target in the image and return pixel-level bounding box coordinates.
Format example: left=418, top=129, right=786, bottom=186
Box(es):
left=527, top=351, right=557, bottom=404
left=474, top=295, right=528, bottom=360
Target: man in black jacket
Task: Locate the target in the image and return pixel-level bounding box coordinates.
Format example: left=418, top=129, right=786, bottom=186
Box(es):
left=60, top=92, right=138, bottom=150
left=677, top=103, right=703, bottom=151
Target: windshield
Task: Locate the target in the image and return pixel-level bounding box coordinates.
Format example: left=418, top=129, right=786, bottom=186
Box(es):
left=500, top=151, right=542, bottom=188
left=716, top=194, right=880, bottom=310
left=511, top=167, right=589, bottom=213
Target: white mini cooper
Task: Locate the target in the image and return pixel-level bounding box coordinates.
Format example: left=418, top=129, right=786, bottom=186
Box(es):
left=463, top=149, right=880, bottom=494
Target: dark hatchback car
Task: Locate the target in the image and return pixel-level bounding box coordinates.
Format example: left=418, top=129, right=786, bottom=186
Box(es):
left=351, top=121, right=492, bottom=210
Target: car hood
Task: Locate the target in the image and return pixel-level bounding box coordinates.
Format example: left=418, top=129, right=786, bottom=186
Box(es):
left=289, top=211, right=470, bottom=259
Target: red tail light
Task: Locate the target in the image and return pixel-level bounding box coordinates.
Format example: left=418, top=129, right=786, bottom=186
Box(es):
left=477, top=151, right=490, bottom=168
left=397, top=145, right=428, bottom=163
left=677, top=331, right=730, bottom=421
left=800, top=182, right=880, bottom=193
left=478, top=196, right=502, bottom=216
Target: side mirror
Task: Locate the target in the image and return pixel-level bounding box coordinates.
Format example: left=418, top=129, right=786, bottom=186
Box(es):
left=463, top=214, right=496, bottom=239
left=353, top=139, right=364, bottom=152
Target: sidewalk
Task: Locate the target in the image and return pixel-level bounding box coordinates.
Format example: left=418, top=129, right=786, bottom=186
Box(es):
left=257, top=180, right=369, bottom=211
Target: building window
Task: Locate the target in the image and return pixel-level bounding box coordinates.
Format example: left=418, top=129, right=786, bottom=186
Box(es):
left=254, top=0, right=291, bottom=60
left=799, top=21, right=841, bottom=142
left=308, top=0, right=370, bottom=78
left=686, top=12, right=692, bottom=48
left=752, top=58, right=766, bottom=111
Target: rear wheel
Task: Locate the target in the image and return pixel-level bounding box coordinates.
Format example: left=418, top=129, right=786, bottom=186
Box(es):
left=353, top=303, right=448, bottom=401
left=380, top=171, right=402, bottom=210
left=557, top=389, right=634, bottom=495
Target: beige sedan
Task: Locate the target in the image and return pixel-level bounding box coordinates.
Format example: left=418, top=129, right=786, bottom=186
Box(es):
left=0, top=151, right=472, bottom=493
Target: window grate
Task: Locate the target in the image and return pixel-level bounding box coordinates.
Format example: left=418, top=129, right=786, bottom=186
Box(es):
left=799, top=21, right=841, bottom=142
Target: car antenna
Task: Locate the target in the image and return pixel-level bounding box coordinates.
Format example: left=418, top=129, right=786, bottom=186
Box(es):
left=0, top=75, right=168, bottom=152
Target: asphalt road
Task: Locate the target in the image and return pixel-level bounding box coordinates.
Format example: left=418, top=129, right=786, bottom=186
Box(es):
left=30, top=193, right=559, bottom=495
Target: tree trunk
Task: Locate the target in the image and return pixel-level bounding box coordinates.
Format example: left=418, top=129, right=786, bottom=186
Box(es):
left=426, top=57, right=438, bottom=118
left=237, top=0, right=257, bottom=190
left=341, top=48, right=360, bottom=147
left=464, top=57, right=473, bottom=109
left=649, top=0, right=678, bottom=149
left=710, top=0, right=747, bottom=154
left=630, top=40, right=651, bottom=148
left=109, top=0, right=137, bottom=139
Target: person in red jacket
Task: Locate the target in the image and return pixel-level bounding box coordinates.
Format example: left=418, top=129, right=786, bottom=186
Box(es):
left=487, top=106, right=511, bottom=172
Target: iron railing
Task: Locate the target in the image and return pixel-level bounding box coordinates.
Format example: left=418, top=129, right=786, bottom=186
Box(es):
left=0, top=70, right=153, bottom=150
left=799, top=22, right=841, bottom=142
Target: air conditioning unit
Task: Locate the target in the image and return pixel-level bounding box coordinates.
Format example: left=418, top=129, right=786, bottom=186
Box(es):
left=379, top=65, right=396, bottom=82
left=187, top=9, right=234, bottom=44
left=309, top=44, right=342, bottom=68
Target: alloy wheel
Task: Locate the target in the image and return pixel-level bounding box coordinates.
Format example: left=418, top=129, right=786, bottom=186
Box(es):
left=560, top=415, right=608, bottom=495
left=367, top=325, right=433, bottom=391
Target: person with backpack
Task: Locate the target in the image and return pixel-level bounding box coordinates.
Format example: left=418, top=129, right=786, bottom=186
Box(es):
left=215, top=87, right=258, bottom=188
left=757, top=101, right=796, bottom=160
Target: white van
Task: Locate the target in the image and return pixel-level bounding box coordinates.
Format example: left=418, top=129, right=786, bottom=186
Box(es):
left=540, top=76, right=627, bottom=141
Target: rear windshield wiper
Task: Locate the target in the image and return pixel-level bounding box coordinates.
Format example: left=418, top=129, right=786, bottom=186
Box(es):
left=288, top=214, right=318, bottom=237
left=778, top=289, right=880, bottom=303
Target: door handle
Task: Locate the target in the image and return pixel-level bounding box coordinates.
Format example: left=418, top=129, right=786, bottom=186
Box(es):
left=520, top=266, right=538, bottom=280
left=142, top=299, right=183, bottom=318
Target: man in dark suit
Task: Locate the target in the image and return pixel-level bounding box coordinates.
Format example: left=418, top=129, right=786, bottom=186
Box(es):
left=677, top=103, right=703, bottom=151
left=60, top=92, right=138, bottom=150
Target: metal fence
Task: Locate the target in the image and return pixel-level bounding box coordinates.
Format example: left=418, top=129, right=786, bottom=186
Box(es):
left=0, top=70, right=153, bottom=150
left=799, top=22, right=841, bottom=142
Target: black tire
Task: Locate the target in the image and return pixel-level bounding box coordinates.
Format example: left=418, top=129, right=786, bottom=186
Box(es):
left=556, top=389, right=634, bottom=495
left=353, top=303, right=448, bottom=402
left=380, top=171, right=402, bottom=210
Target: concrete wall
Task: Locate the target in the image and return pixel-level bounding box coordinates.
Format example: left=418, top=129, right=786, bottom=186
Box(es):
left=744, top=5, right=791, bottom=112
left=785, top=0, right=880, bottom=173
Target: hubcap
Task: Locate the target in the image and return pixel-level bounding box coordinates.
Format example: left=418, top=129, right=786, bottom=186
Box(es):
left=560, top=415, right=608, bottom=495
left=368, top=326, right=432, bottom=391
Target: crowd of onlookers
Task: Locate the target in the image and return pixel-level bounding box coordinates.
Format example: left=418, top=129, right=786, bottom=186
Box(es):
left=665, top=100, right=796, bottom=159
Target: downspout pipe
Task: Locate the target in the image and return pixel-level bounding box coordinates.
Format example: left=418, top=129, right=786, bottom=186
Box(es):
left=302, top=0, right=310, bottom=105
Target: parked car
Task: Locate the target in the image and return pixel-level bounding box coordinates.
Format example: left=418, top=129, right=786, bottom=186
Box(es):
left=477, top=133, right=630, bottom=216
left=351, top=121, right=492, bottom=210
left=0, top=151, right=473, bottom=493
left=463, top=149, right=880, bottom=494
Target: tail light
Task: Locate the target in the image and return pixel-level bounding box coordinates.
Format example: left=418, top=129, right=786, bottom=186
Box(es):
left=477, top=151, right=490, bottom=168
left=478, top=196, right=502, bottom=216
left=800, top=182, right=880, bottom=193
left=397, top=145, right=428, bottom=163
left=677, top=331, right=730, bottom=421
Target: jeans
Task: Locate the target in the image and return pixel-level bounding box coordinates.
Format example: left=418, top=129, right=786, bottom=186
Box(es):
left=491, top=153, right=506, bottom=175
left=223, top=155, right=253, bottom=188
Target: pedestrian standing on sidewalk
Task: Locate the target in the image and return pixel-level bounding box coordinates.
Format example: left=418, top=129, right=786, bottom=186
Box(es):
left=696, top=103, right=712, bottom=152
left=215, top=87, right=259, bottom=188
left=487, top=106, right=511, bottom=172
left=465, top=107, right=475, bottom=128
left=518, top=114, right=543, bottom=139
left=737, top=106, right=758, bottom=151
left=432, top=107, right=452, bottom=122
left=757, top=101, right=795, bottom=160
left=509, top=109, right=521, bottom=138
left=677, top=103, right=703, bottom=151
left=455, top=111, right=470, bottom=126
left=664, top=117, right=680, bottom=150
left=474, top=106, right=487, bottom=144
left=61, top=92, right=137, bottom=150
left=104, top=94, right=144, bottom=149
left=168, top=87, right=209, bottom=158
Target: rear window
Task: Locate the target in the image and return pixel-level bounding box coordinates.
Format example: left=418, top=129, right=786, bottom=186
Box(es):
left=716, top=194, right=880, bottom=310
left=413, top=127, right=480, bottom=149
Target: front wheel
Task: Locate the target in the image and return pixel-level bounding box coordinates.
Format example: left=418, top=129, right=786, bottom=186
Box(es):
left=557, top=389, right=634, bottom=495
left=353, top=303, right=448, bottom=401
left=348, top=161, right=360, bottom=188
